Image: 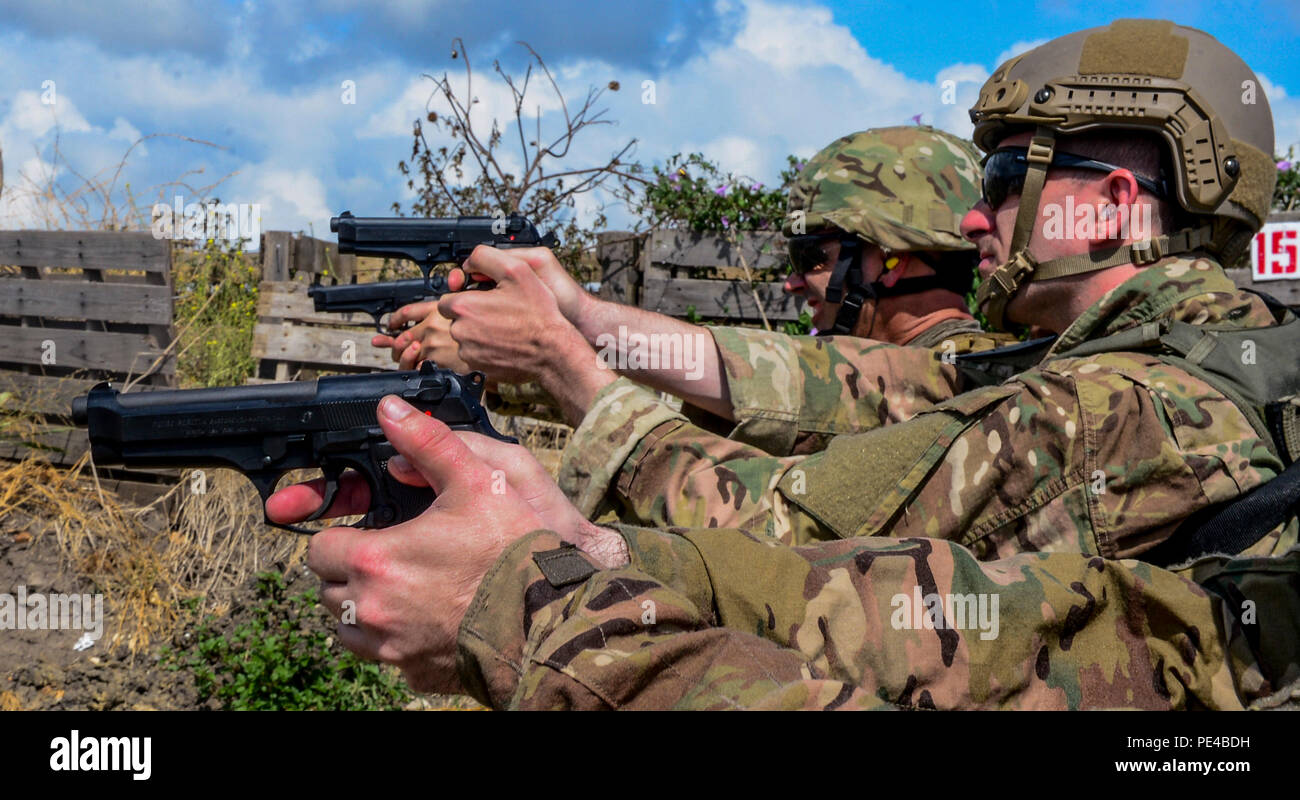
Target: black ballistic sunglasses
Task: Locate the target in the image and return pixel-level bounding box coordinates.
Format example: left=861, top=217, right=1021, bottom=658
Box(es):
left=981, top=146, right=1169, bottom=210
left=787, top=234, right=854, bottom=276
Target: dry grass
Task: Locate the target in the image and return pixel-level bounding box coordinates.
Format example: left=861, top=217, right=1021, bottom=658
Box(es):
left=0, top=396, right=307, bottom=653
left=1, top=392, right=569, bottom=657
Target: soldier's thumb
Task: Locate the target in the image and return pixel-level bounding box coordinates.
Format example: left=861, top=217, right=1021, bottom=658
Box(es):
left=376, top=395, right=492, bottom=497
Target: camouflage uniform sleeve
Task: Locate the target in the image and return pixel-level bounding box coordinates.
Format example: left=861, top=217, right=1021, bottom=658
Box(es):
left=456, top=530, right=892, bottom=710
left=485, top=381, right=566, bottom=425
left=555, top=377, right=691, bottom=518
left=456, top=527, right=1262, bottom=709
left=689, top=326, right=963, bottom=456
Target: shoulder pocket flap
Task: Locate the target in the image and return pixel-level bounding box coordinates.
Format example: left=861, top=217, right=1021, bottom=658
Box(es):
left=778, top=385, right=1019, bottom=538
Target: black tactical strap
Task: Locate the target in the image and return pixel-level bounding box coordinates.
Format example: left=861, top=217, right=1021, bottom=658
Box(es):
left=953, top=335, right=1058, bottom=388
left=825, top=239, right=866, bottom=335
left=1145, top=457, right=1300, bottom=568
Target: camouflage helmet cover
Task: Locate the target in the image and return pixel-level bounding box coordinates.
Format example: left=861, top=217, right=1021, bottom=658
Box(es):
left=783, top=125, right=982, bottom=252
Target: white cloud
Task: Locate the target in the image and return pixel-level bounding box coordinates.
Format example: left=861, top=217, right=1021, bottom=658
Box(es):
left=936, top=63, right=988, bottom=86
left=291, top=34, right=330, bottom=64
left=0, top=154, right=63, bottom=228
left=1259, top=74, right=1300, bottom=155
left=1, top=90, right=92, bottom=140
left=108, top=116, right=143, bottom=144
left=234, top=166, right=333, bottom=234
left=687, top=135, right=764, bottom=179
left=994, top=39, right=1046, bottom=67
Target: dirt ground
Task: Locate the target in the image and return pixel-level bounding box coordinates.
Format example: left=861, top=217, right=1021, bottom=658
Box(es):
left=0, top=494, right=484, bottom=711
left=0, top=522, right=200, bottom=711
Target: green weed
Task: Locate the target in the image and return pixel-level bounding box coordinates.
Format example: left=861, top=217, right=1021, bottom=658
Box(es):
left=162, top=572, right=412, bottom=711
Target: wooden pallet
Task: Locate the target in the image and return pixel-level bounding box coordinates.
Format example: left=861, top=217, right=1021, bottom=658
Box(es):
left=599, top=229, right=804, bottom=325
left=251, top=280, right=393, bottom=383
left=0, top=231, right=178, bottom=495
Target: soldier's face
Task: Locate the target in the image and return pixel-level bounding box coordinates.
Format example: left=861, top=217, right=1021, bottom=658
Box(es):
left=960, top=131, right=1131, bottom=329
left=784, top=237, right=840, bottom=330
left=783, top=240, right=890, bottom=332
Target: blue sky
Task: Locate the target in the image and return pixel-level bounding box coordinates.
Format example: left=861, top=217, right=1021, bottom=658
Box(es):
left=1, top=0, right=1296, bottom=241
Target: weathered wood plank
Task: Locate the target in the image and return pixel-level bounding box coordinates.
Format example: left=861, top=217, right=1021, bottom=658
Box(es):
left=0, top=373, right=102, bottom=417
left=260, top=231, right=295, bottom=282
left=80, top=476, right=180, bottom=509
left=641, top=275, right=806, bottom=322
left=0, top=426, right=180, bottom=491
left=1226, top=269, right=1300, bottom=307
left=297, top=236, right=356, bottom=283
left=251, top=322, right=392, bottom=370
left=0, top=425, right=86, bottom=465
left=2, top=327, right=175, bottom=376
left=0, top=231, right=170, bottom=272
left=0, top=279, right=171, bottom=325
left=256, top=281, right=376, bottom=328
left=597, top=231, right=643, bottom=307
left=645, top=230, right=788, bottom=274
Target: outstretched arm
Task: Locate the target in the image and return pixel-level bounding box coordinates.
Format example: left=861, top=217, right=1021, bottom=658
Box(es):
left=441, top=246, right=736, bottom=419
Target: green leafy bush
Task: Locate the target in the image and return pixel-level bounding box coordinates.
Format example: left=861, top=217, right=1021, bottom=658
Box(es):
left=625, top=153, right=802, bottom=233
left=173, top=237, right=261, bottom=388
left=162, top=572, right=411, bottom=711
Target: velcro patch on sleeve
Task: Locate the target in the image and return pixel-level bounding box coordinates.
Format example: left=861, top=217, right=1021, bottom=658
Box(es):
left=532, top=545, right=598, bottom=588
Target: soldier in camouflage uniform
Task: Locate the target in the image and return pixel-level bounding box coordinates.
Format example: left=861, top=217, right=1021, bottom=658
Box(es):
left=375, top=127, right=1014, bottom=455
left=686, top=125, right=1018, bottom=455
left=555, top=20, right=1298, bottom=562
left=271, top=20, right=1299, bottom=710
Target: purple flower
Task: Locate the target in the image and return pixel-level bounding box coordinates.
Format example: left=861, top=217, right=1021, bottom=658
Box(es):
left=714, top=185, right=729, bottom=196
left=1278, top=160, right=1294, bottom=171
left=721, top=216, right=730, bottom=228
left=796, top=161, right=806, bottom=171
left=751, top=182, right=763, bottom=191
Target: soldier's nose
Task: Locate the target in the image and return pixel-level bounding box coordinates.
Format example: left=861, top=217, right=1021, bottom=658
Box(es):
left=960, top=203, right=994, bottom=243
left=784, top=273, right=805, bottom=294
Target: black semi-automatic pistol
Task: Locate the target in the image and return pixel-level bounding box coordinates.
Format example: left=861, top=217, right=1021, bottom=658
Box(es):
left=71, top=363, right=515, bottom=534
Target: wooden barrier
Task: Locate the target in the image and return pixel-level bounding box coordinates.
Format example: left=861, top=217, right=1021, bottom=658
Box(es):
left=258, top=230, right=399, bottom=285
left=598, top=229, right=804, bottom=325
left=252, top=230, right=419, bottom=381
left=250, top=281, right=392, bottom=383
left=0, top=230, right=179, bottom=501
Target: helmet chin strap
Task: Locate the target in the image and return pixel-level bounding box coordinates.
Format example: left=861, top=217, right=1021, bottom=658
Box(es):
left=824, top=238, right=867, bottom=336
left=822, top=241, right=975, bottom=337
left=975, top=127, right=1218, bottom=331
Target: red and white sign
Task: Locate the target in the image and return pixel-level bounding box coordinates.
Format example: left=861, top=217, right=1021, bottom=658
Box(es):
left=1252, top=222, right=1300, bottom=281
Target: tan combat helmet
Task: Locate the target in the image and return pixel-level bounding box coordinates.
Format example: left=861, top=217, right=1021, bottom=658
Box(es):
left=968, top=19, right=1277, bottom=329
left=783, top=126, right=984, bottom=333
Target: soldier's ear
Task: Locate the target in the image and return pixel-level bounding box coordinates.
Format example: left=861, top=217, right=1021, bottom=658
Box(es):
left=879, top=253, right=908, bottom=288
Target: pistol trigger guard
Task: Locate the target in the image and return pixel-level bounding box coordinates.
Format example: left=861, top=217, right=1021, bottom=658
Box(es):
left=306, top=467, right=343, bottom=522
left=248, top=470, right=317, bottom=536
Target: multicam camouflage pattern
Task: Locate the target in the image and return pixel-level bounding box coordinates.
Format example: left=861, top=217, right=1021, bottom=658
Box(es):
left=559, top=255, right=1298, bottom=562
left=783, top=125, right=983, bottom=253
left=457, top=529, right=1300, bottom=709
left=558, top=320, right=1013, bottom=516
left=486, top=380, right=564, bottom=424
left=683, top=318, right=1017, bottom=456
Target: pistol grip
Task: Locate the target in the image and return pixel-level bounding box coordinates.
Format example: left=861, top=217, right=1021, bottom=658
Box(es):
left=359, top=442, right=436, bottom=527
